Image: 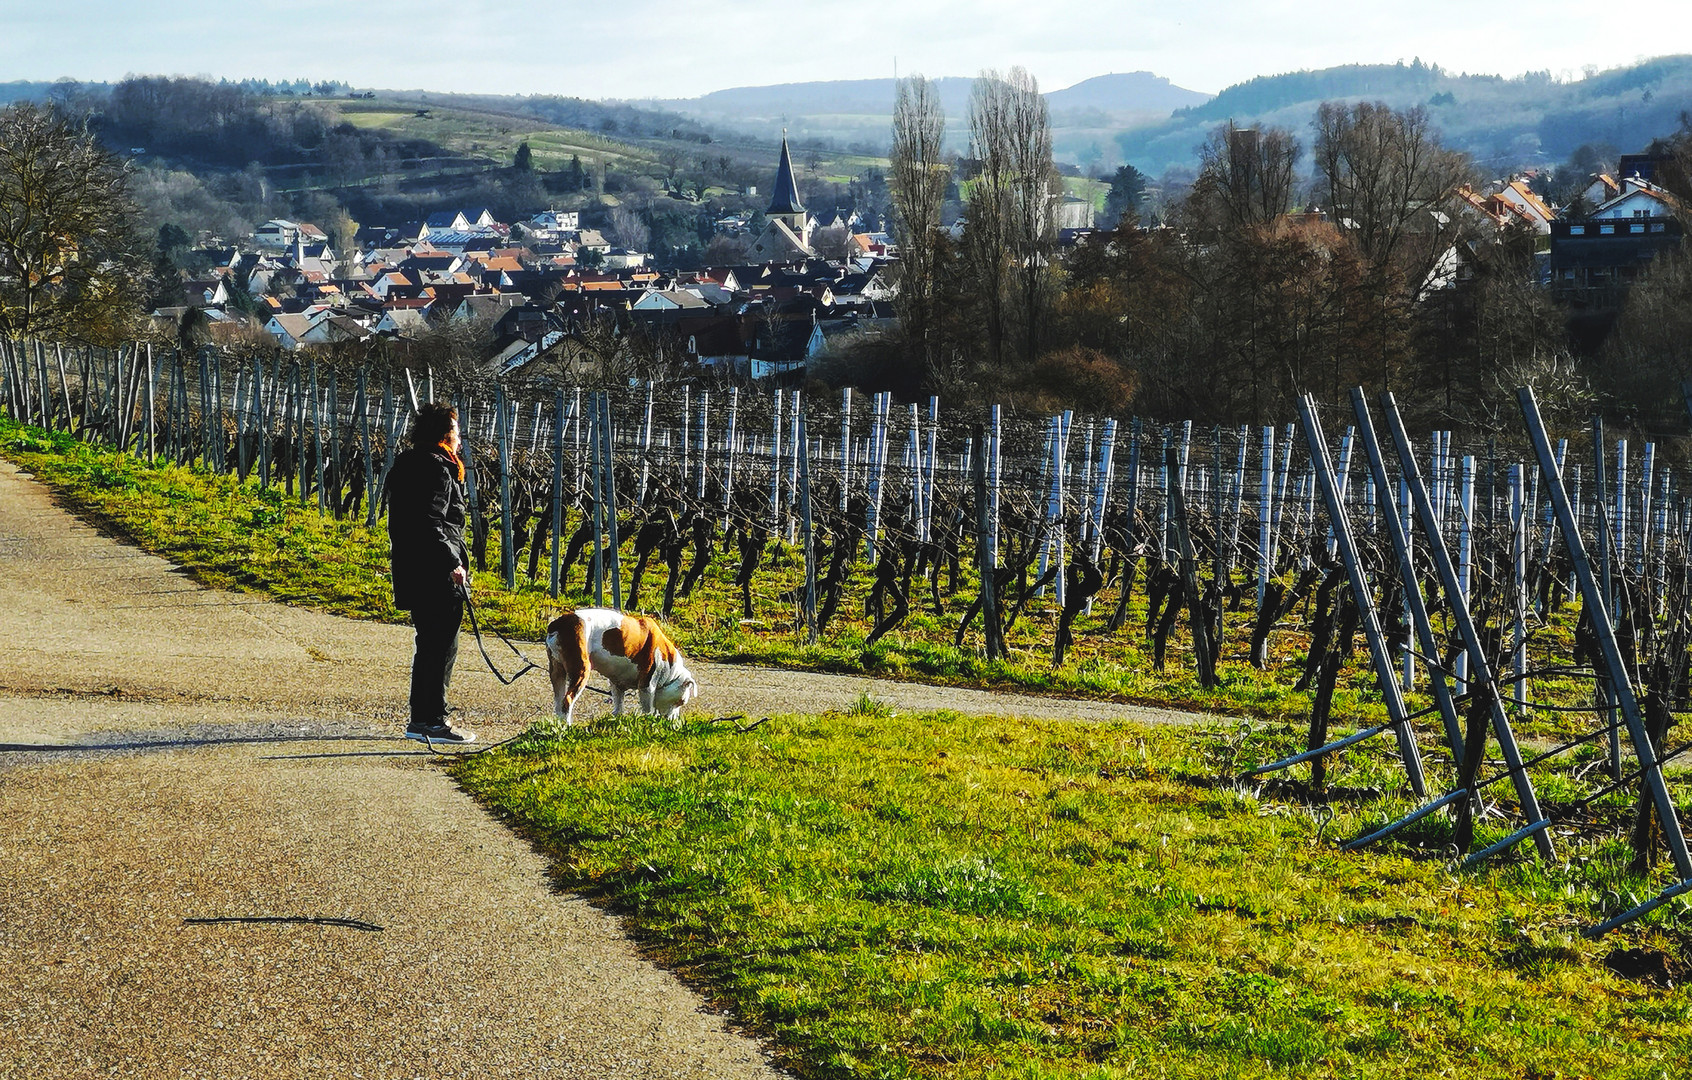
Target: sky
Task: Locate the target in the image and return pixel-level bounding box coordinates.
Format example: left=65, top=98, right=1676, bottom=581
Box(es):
left=2, top=0, right=1688, bottom=100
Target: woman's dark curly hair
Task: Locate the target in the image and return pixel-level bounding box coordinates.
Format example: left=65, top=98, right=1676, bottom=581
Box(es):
left=408, top=402, right=458, bottom=449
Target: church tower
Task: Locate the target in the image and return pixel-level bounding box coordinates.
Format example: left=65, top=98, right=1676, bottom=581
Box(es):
left=747, top=135, right=815, bottom=262
left=766, top=136, right=809, bottom=245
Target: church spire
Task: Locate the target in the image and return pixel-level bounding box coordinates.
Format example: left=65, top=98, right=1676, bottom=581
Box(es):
left=767, top=135, right=805, bottom=216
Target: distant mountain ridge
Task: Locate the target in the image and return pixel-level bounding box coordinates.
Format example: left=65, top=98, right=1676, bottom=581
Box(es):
left=12, top=56, right=1692, bottom=183
left=633, top=56, right=1692, bottom=179
left=633, top=73, right=1211, bottom=162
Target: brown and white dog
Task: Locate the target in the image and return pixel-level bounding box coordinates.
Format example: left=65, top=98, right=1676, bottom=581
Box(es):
left=544, top=607, right=698, bottom=725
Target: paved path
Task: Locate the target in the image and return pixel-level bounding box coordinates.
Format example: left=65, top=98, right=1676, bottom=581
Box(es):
left=0, top=458, right=1192, bottom=1078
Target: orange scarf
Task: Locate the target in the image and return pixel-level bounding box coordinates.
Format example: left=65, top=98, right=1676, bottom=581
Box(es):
left=438, top=440, right=465, bottom=483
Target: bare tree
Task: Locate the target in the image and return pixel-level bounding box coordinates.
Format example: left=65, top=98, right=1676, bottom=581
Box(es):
left=890, top=74, right=949, bottom=375
left=0, top=104, right=145, bottom=342
left=1189, top=122, right=1301, bottom=231
left=1003, top=67, right=1057, bottom=366
left=1311, top=101, right=1473, bottom=279
left=608, top=204, right=650, bottom=253
left=967, top=66, right=1055, bottom=367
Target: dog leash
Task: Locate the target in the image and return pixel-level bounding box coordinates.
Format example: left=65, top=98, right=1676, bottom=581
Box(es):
left=454, top=583, right=610, bottom=696
left=457, top=582, right=542, bottom=685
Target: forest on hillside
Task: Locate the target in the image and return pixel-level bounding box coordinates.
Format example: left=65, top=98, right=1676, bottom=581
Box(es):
left=1125, top=57, right=1692, bottom=178
left=21, top=77, right=761, bottom=261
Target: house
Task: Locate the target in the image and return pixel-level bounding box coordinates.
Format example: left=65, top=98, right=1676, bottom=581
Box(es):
left=1490, top=180, right=1556, bottom=235
left=151, top=305, right=236, bottom=339
left=1455, top=182, right=1554, bottom=235
left=631, top=288, right=712, bottom=314
left=491, top=303, right=557, bottom=344
left=574, top=229, right=612, bottom=255
left=451, top=293, right=527, bottom=326
left=748, top=310, right=826, bottom=383
left=685, top=267, right=743, bottom=293
left=1550, top=180, right=1684, bottom=290
left=602, top=247, right=648, bottom=270
left=425, top=210, right=473, bottom=233
left=1582, top=174, right=1622, bottom=207
left=373, top=306, right=433, bottom=337
left=847, top=233, right=891, bottom=258
left=321, top=313, right=375, bottom=344
left=684, top=282, right=735, bottom=306
left=527, top=209, right=579, bottom=232
left=264, top=309, right=333, bottom=350
left=681, top=316, right=753, bottom=374
left=400, top=252, right=463, bottom=278
left=370, top=270, right=420, bottom=300
left=492, top=329, right=569, bottom=376
left=179, top=278, right=230, bottom=308
left=1053, top=196, right=1096, bottom=231
left=254, top=219, right=301, bottom=248
left=858, top=266, right=899, bottom=302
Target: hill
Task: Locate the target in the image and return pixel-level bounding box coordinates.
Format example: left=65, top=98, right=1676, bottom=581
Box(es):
left=1045, top=71, right=1210, bottom=114
left=1118, top=56, right=1692, bottom=177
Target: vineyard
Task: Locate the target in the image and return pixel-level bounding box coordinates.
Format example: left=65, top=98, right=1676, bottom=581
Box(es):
left=7, top=337, right=1692, bottom=936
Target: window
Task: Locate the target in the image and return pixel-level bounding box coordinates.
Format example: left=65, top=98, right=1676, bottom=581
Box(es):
left=1600, top=224, right=1615, bottom=235
left=1569, top=225, right=1586, bottom=235
left=1652, top=223, right=1667, bottom=233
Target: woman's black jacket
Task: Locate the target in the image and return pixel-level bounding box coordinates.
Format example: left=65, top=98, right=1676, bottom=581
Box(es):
left=385, top=445, right=468, bottom=610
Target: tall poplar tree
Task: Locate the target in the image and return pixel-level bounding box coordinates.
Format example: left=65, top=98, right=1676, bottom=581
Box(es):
left=968, top=66, right=1055, bottom=368
left=889, top=75, right=948, bottom=375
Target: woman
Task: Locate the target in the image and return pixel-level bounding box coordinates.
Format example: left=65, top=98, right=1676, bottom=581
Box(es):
left=386, top=401, right=476, bottom=744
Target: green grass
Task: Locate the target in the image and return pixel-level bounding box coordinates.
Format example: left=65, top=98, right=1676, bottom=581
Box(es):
left=454, top=707, right=1692, bottom=1079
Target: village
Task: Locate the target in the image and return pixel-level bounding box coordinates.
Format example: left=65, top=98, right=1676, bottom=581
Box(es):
left=152, top=139, right=908, bottom=384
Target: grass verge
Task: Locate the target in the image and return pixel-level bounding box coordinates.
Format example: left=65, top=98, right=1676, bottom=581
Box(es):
left=456, top=707, right=1692, bottom=1079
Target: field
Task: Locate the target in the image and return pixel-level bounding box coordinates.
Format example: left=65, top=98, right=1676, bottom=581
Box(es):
left=315, top=95, right=888, bottom=194
left=325, top=98, right=671, bottom=174
left=6, top=415, right=1692, bottom=1077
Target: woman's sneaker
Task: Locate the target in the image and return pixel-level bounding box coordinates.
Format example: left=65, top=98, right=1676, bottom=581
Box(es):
left=404, top=722, right=477, bottom=744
